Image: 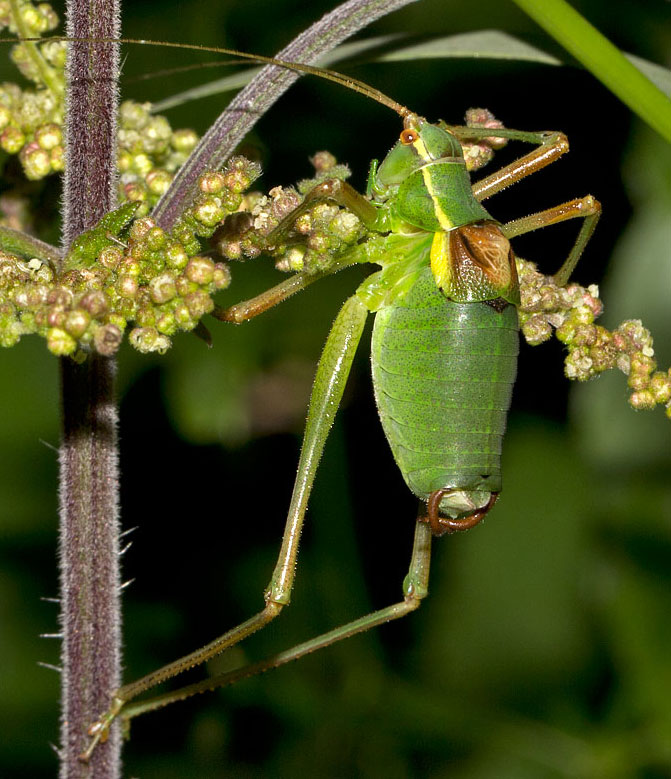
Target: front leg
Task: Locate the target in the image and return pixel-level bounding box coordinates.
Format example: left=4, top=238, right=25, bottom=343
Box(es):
left=215, top=179, right=387, bottom=323
left=269, top=177, right=388, bottom=248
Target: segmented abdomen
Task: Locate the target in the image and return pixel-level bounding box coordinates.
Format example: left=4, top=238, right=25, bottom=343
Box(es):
left=371, top=266, right=519, bottom=502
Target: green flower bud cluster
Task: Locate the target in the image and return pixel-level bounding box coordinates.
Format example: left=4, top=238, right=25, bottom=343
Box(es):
left=0, top=1, right=65, bottom=179
left=517, top=258, right=671, bottom=417
left=0, top=2, right=203, bottom=189
left=171, top=156, right=261, bottom=256
left=296, top=152, right=351, bottom=194
left=0, top=160, right=265, bottom=356
left=445, top=108, right=508, bottom=173
left=214, top=186, right=301, bottom=263
left=272, top=199, right=364, bottom=274
left=117, top=101, right=200, bottom=215
left=218, top=154, right=363, bottom=275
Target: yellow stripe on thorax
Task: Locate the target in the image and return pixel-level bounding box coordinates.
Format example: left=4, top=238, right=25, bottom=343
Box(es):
left=411, top=136, right=454, bottom=231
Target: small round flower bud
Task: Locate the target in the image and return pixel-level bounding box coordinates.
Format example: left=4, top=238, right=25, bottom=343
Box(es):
left=171, top=128, right=199, bottom=152
left=213, top=263, right=231, bottom=289
left=185, top=256, right=215, bottom=285
left=165, top=241, right=188, bottom=270
left=175, top=274, right=197, bottom=297
left=129, top=326, right=170, bottom=354
left=310, top=151, right=337, bottom=172
left=123, top=182, right=147, bottom=203
left=64, top=308, right=91, bottom=338
left=47, top=306, right=66, bottom=328
left=20, top=4, right=44, bottom=33
left=42, top=40, right=67, bottom=69
left=21, top=144, right=51, bottom=179
left=35, top=123, right=62, bottom=150
left=120, top=101, right=150, bottom=129
left=47, top=327, right=77, bottom=355
left=464, top=108, right=508, bottom=149
left=200, top=172, right=226, bottom=194
left=156, top=311, right=177, bottom=336
left=307, top=231, right=330, bottom=253
left=1, top=126, right=25, bottom=154
left=219, top=190, right=243, bottom=212
left=118, top=257, right=141, bottom=276
left=630, top=353, right=656, bottom=377
left=173, top=302, right=192, bottom=327
left=132, top=153, right=153, bottom=176
left=98, top=246, right=123, bottom=270
left=144, top=226, right=167, bottom=251
left=185, top=290, right=214, bottom=318
left=193, top=198, right=225, bottom=227
left=118, top=275, right=139, bottom=298
left=521, top=315, right=552, bottom=346
left=149, top=272, right=177, bottom=304
left=649, top=372, right=671, bottom=404
left=118, top=149, right=133, bottom=172
left=143, top=116, right=171, bottom=153
left=629, top=390, right=656, bottom=410
left=135, top=306, right=156, bottom=327
left=462, top=143, right=494, bottom=172
left=294, top=213, right=312, bottom=234
left=80, top=290, right=108, bottom=317
left=145, top=169, right=172, bottom=196
left=129, top=217, right=156, bottom=241
left=329, top=211, right=360, bottom=242
left=93, top=323, right=123, bottom=356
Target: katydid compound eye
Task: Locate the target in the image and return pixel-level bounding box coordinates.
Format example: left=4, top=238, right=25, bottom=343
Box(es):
left=400, top=129, right=418, bottom=145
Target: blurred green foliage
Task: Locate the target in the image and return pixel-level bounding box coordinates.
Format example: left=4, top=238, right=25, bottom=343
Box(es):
left=1, top=0, right=670, bottom=776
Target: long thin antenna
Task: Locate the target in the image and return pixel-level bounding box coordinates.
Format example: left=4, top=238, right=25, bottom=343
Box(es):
left=2, top=36, right=412, bottom=118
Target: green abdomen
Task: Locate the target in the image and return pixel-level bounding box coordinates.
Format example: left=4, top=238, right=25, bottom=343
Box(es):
left=371, top=266, right=519, bottom=507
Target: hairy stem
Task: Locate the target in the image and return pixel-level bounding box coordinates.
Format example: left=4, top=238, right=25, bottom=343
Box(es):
left=58, top=0, right=121, bottom=775
left=61, top=0, right=120, bottom=252
left=153, top=0, right=419, bottom=232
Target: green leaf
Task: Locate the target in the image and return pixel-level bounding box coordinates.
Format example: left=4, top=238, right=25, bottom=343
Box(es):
left=151, top=29, right=671, bottom=123
left=511, top=0, right=671, bottom=141
left=63, top=201, right=138, bottom=271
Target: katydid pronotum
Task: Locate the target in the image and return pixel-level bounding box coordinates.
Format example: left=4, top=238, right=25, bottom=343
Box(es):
left=75, top=40, right=600, bottom=760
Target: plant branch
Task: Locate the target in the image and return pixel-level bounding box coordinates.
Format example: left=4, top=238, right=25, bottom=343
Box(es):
left=153, top=0, right=419, bottom=232
left=58, top=0, right=122, bottom=776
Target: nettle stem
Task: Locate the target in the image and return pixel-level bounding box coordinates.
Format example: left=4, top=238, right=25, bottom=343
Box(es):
left=58, top=0, right=121, bottom=775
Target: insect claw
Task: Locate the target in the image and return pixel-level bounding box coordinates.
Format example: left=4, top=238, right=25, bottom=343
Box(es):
left=422, top=490, right=498, bottom=536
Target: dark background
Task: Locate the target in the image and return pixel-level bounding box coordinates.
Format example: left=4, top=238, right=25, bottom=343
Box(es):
left=1, top=0, right=671, bottom=776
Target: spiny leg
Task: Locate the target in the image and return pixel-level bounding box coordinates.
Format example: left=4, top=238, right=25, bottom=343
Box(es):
left=214, top=178, right=382, bottom=324
left=271, top=177, right=384, bottom=239
left=117, top=520, right=433, bottom=728
left=213, top=270, right=323, bottom=323
left=447, top=126, right=572, bottom=203
left=447, top=125, right=601, bottom=284
left=80, top=294, right=369, bottom=761
left=501, top=195, right=601, bottom=285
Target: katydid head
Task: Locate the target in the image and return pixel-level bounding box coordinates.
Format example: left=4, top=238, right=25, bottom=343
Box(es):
left=375, top=114, right=465, bottom=189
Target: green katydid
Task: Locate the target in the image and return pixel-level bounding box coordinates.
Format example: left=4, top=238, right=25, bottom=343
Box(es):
left=80, top=43, right=600, bottom=760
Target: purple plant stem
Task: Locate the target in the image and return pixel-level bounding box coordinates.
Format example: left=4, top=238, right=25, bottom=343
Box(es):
left=58, top=0, right=122, bottom=775
left=153, top=0, right=418, bottom=232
